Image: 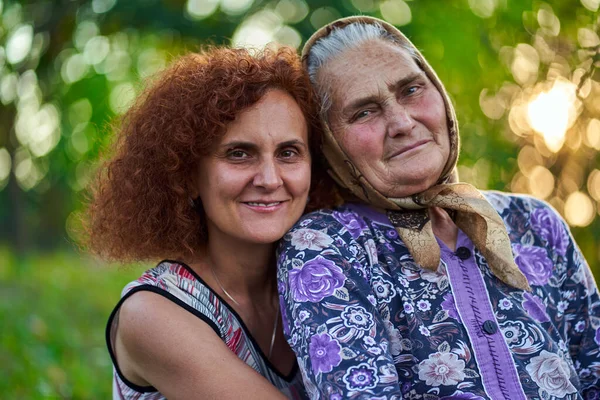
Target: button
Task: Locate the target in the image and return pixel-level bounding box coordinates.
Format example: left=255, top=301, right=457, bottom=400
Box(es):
left=482, top=320, right=497, bottom=335
left=455, top=247, right=471, bottom=260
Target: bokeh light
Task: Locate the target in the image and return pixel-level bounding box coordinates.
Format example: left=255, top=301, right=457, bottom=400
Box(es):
left=588, top=170, right=600, bottom=201
left=109, top=82, right=135, bottom=114
left=0, top=147, right=11, bottom=190
left=186, top=0, right=219, bottom=20
left=6, top=24, right=33, bottom=65
left=528, top=165, right=555, bottom=200
left=275, top=0, right=309, bottom=23
left=380, top=0, right=411, bottom=26
left=564, top=191, right=595, bottom=227
left=527, top=79, right=579, bottom=152
left=221, top=0, right=254, bottom=15
left=92, top=0, right=117, bottom=14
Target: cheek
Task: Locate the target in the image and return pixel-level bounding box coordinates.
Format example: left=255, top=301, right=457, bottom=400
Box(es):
left=421, top=91, right=449, bottom=133
left=199, top=168, right=250, bottom=204
left=290, top=163, right=312, bottom=196
left=340, top=126, right=383, bottom=161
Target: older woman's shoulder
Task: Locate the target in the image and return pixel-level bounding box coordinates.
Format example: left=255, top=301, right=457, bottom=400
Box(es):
left=286, top=203, right=377, bottom=243
left=483, top=190, right=559, bottom=217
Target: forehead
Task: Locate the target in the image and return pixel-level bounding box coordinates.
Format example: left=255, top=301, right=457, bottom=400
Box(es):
left=320, top=39, right=421, bottom=110
left=219, top=89, right=308, bottom=143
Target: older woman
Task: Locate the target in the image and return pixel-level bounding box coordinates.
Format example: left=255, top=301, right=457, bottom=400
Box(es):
left=277, top=16, right=600, bottom=399
left=87, top=46, right=333, bottom=399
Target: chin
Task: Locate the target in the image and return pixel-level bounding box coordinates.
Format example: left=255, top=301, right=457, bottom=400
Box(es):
left=379, top=177, right=441, bottom=198
left=239, top=227, right=289, bottom=245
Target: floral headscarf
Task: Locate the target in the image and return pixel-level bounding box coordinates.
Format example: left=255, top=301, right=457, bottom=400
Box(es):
left=302, top=16, right=530, bottom=291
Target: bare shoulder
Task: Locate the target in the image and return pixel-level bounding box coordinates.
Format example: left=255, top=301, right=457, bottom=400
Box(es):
left=114, top=290, right=286, bottom=399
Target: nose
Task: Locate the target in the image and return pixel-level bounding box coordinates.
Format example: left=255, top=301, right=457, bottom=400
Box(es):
left=253, top=158, right=283, bottom=190
left=386, top=102, right=415, bottom=138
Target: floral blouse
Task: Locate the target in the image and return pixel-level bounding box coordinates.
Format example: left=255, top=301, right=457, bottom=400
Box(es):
left=276, top=192, right=600, bottom=399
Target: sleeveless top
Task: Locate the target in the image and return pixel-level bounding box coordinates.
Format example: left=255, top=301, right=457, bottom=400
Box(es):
left=106, top=260, right=307, bottom=400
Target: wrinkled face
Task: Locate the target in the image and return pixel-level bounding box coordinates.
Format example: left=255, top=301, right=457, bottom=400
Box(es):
left=321, top=39, right=450, bottom=198
left=194, top=89, right=311, bottom=246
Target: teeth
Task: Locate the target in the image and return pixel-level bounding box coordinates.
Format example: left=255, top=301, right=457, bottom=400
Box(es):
left=247, top=202, right=280, bottom=207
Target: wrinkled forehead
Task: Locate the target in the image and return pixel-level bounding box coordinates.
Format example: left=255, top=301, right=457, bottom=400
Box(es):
left=316, top=40, right=427, bottom=120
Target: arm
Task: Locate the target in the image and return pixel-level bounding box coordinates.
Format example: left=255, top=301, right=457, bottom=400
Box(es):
left=559, top=229, right=600, bottom=394
left=278, top=217, right=403, bottom=399
left=114, top=290, right=287, bottom=400
left=531, top=200, right=600, bottom=393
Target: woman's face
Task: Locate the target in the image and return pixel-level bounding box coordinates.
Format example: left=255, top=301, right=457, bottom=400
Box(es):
left=320, top=39, right=450, bottom=198
left=194, top=89, right=311, bottom=246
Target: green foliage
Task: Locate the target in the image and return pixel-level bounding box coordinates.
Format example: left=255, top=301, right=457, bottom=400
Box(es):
left=1, top=0, right=600, bottom=395
left=0, top=249, right=147, bottom=399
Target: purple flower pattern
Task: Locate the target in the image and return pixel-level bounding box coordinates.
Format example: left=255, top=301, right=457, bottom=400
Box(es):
left=309, top=333, right=342, bottom=375
left=523, top=292, right=550, bottom=322
left=332, top=211, right=367, bottom=239
left=289, top=256, right=345, bottom=303
left=441, top=292, right=460, bottom=320
left=277, top=193, right=600, bottom=398
left=513, top=244, right=554, bottom=286
left=531, top=207, right=569, bottom=257
left=342, top=363, right=378, bottom=390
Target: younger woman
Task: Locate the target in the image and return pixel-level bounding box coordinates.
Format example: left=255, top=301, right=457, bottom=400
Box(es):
left=86, top=46, right=331, bottom=399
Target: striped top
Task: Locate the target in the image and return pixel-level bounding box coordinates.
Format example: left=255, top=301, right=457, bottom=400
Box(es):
left=106, top=260, right=307, bottom=400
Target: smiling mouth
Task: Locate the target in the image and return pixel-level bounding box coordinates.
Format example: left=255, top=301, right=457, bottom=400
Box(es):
left=388, top=140, right=431, bottom=159
left=245, top=202, right=283, bottom=207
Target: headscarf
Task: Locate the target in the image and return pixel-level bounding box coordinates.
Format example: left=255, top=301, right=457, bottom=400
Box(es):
left=302, top=16, right=530, bottom=291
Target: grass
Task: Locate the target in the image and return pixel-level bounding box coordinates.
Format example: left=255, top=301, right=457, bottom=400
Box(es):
left=0, top=248, right=148, bottom=399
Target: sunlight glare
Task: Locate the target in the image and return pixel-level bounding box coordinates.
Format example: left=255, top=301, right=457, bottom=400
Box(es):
left=527, top=79, right=578, bottom=152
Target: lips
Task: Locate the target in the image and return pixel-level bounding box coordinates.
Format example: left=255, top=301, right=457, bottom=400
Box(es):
left=245, top=201, right=282, bottom=207
left=387, top=139, right=431, bottom=159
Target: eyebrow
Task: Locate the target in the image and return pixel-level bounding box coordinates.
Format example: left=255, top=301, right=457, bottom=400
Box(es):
left=342, top=94, right=383, bottom=118
left=219, top=139, right=307, bottom=150
left=277, top=139, right=308, bottom=149
left=341, top=72, right=425, bottom=117
left=387, top=72, right=425, bottom=93
left=219, top=141, right=258, bottom=151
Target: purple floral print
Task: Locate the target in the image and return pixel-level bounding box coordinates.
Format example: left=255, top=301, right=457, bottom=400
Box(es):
left=309, top=333, right=342, bottom=375
left=342, top=363, right=378, bottom=390
left=523, top=292, right=550, bottom=322
left=277, top=194, right=600, bottom=399
left=441, top=292, right=460, bottom=320
left=531, top=207, right=569, bottom=256
left=513, top=244, right=554, bottom=285
left=332, top=211, right=367, bottom=239
left=289, top=256, right=345, bottom=303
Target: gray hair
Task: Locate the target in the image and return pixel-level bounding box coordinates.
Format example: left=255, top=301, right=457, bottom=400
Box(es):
left=305, top=22, right=420, bottom=121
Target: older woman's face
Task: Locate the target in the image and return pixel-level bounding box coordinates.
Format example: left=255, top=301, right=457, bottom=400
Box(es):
left=194, top=89, right=311, bottom=245
left=321, top=39, right=450, bottom=198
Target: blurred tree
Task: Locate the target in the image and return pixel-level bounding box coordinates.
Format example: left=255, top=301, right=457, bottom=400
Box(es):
left=0, top=0, right=598, bottom=273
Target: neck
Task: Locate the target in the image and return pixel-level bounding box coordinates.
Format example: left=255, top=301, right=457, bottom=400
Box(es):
left=201, top=232, right=277, bottom=304
left=430, top=206, right=458, bottom=251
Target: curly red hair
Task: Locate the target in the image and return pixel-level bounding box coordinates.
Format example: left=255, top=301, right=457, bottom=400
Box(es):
left=85, top=46, right=336, bottom=262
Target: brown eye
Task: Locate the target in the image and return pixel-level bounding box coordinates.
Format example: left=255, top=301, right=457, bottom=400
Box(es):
left=227, top=149, right=250, bottom=160
left=280, top=148, right=299, bottom=159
